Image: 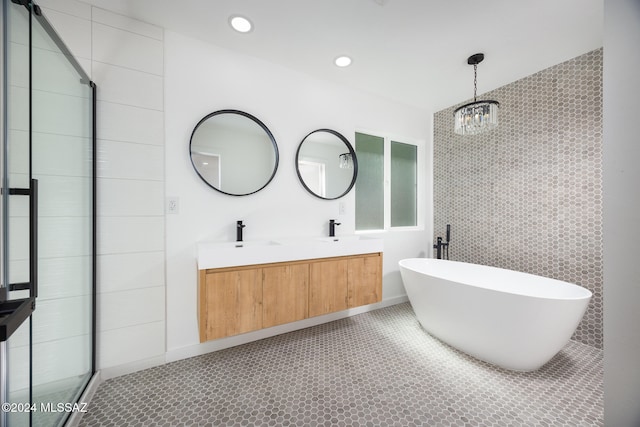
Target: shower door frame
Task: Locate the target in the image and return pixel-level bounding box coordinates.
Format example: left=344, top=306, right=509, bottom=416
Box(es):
left=0, top=0, right=97, bottom=425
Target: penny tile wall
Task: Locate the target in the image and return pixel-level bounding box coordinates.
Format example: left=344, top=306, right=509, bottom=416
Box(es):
left=433, top=49, right=603, bottom=349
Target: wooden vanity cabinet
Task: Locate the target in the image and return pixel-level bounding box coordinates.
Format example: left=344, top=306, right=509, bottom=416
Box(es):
left=198, top=267, right=262, bottom=342
left=347, top=254, right=383, bottom=307
left=309, top=259, right=349, bottom=317
left=198, top=252, right=382, bottom=342
left=262, top=263, right=309, bottom=328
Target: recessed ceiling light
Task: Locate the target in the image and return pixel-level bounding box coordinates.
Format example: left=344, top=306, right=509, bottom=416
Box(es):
left=229, top=15, right=253, bottom=33
left=334, top=56, right=352, bottom=67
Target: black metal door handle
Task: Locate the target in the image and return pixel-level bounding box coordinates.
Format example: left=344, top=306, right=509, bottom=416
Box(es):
left=29, top=178, right=38, bottom=298
left=6, top=179, right=38, bottom=297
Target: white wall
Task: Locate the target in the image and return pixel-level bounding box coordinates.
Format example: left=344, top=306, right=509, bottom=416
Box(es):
left=39, top=0, right=166, bottom=377
left=603, top=0, right=640, bottom=425
left=164, top=31, right=432, bottom=356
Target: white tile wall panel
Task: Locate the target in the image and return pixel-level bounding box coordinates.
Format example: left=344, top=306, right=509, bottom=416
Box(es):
left=97, top=140, right=164, bottom=180
left=78, top=57, right=92, bottom=79
left=98, top=252, right=165, bottom=293
left=36, top=256, right=92, bottom=300
left=7, top=5, right=29, bottom=45
left=8, top=259, right=29, bottom=285
left=93, top=22, right=163, bottom=76
left=98, top=216, right=164, bottom=255
left=9, top=334, right=92, bottom=392
left=92, top=7, right=163, bottom=41
left=32, top=296, right=92, bottom=344
left=33, top=47, right=90, bottom=97
left=96, top=101, right=164, bottom=145
left=92, top=61, right=163, bottom=110
left=98, top=179, right=164, bottom=217
left=8, top=42, right=28, bottom=88
left=37, top=176, right=92, bottom=217
left=37, top=0, right=91, bottom=20
left=98, top=286, right=165, bottom=332
left=33, top=335, right=92, bottom=385
left=7, top=194, right=28, bottom=218
left=32, top=90, right=92, bottom=136
left=39, top=7, right=92, bottom=60
left=98, top=321, right=166, bottom=369
left=8, top=217, right=29, bottom=260
left=39, top=217, right=92, bottom=258
left=7, top=129, right=28, bottom=174
left=33, top=133, right=92, bottom=177
left=7, top=335, right=30, bottom=393
left=7, top=86, right=28, bottom=131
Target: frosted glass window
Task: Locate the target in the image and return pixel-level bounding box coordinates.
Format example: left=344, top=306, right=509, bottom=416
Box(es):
left=355, top=133, right=384, bottom=230
left=391, top=141, right=417, bottom=227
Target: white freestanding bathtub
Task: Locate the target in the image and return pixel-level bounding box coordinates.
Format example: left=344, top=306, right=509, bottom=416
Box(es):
left=398, top=258, right=592, bottom=371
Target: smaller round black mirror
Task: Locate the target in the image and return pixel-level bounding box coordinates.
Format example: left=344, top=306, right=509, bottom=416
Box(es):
left=295, top=129, right=358, bottom=200
left=189, top=110, right=279, bottom=196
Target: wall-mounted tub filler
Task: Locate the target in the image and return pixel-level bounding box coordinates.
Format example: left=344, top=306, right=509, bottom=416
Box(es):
left=236, top=220, right=246, bottom=242
left=399, top=258, right=592, bottom=371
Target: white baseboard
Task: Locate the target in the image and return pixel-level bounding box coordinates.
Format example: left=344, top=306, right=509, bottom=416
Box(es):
left=99, top=355, right=166, bottom=381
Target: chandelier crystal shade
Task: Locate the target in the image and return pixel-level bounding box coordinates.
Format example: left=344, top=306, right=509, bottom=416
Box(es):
left=339, top=152, right=353, bottom=169
left=454, top=53, right=500, bottom=136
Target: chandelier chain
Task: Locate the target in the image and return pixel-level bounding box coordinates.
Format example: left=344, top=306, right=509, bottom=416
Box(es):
left=473, top=64, right=478, bottom=102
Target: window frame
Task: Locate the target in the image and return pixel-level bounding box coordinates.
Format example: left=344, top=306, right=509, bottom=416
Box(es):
left=354, top=129, right=424, bottom=233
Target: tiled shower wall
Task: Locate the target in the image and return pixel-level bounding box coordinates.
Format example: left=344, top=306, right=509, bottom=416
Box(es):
left=433, top=49, right=603, bottom=349
left=41, top=0, right=167, bottom=373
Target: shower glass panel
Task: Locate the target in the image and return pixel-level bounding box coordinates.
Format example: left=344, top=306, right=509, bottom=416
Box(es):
left=2, top=1, right=95, bottom=426
left=3, top=2, right=31, bottom=426
left=30, top=6, right=94, bottom=427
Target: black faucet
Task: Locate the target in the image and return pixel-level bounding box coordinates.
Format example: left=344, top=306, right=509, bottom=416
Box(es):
left=433, top=224, right=451, bottom=259
left=236, top=220, right=246, bottom=242
left=329, top=219, right=341, bottom=237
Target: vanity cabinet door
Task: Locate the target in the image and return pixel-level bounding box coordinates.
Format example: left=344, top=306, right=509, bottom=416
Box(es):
left=348, top=253, right=382, bottom=308
left=262, top=263, right=309, bottom=328
left=201, top=268, right=263, bottom=341
left=309, top=259, right=349, bottom=317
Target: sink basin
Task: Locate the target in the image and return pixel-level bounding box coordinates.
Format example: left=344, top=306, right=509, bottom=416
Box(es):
left=213, top=240, right=280, bottom=248
left=316, top=235, right=364, bottom=243
left=197, top=235, right=383, bottom=269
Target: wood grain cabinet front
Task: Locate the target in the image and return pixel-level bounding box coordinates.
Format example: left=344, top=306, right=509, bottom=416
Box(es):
left=262, top=263, right=309, bottom=328
left=199, top=267, right=262, bottom=342
left=309, top=258, right=349, bottom=318
left=347, top=254, right=382, bottom=308
left=198, top=253, right=382, bottom=343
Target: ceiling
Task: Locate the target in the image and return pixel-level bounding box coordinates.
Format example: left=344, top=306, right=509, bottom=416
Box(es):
left=81, top=0, right=603, bottom=112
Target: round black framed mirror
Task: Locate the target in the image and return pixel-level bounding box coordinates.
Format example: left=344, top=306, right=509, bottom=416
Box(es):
left=189, top=110, right=279, bottom=196
left=295, top=129, right=358, bottom=200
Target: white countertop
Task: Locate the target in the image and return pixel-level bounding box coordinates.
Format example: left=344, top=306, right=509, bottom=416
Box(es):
left=197, top=235, right=383, bottom=269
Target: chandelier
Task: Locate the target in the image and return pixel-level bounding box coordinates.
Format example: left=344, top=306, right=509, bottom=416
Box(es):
left=339, top=152, right=353, bottom=169
left=454, top=53, right=499, bottom=136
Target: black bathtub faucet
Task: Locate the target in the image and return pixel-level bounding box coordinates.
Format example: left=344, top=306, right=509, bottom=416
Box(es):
left=433, top=224, right=451, bottom=260
left=236, top=220, right=246, bottom=242
left=329, top=219, right=341, bottom=237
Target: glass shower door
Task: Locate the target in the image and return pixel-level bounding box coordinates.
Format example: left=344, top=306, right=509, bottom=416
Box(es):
left=2, top=2, right=32, bottom=426
left=2, top=1, right=95, bottom=426
left=29, top=4, right=94, bottom=427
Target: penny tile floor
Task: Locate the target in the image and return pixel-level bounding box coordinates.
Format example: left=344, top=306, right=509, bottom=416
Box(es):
left=79, top=303, right=603, bottom=426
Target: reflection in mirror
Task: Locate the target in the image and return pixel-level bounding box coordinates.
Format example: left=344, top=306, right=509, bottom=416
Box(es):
left=296, top=129, right=358, bottom=200
left=189, top=110, right=279, bottom=196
